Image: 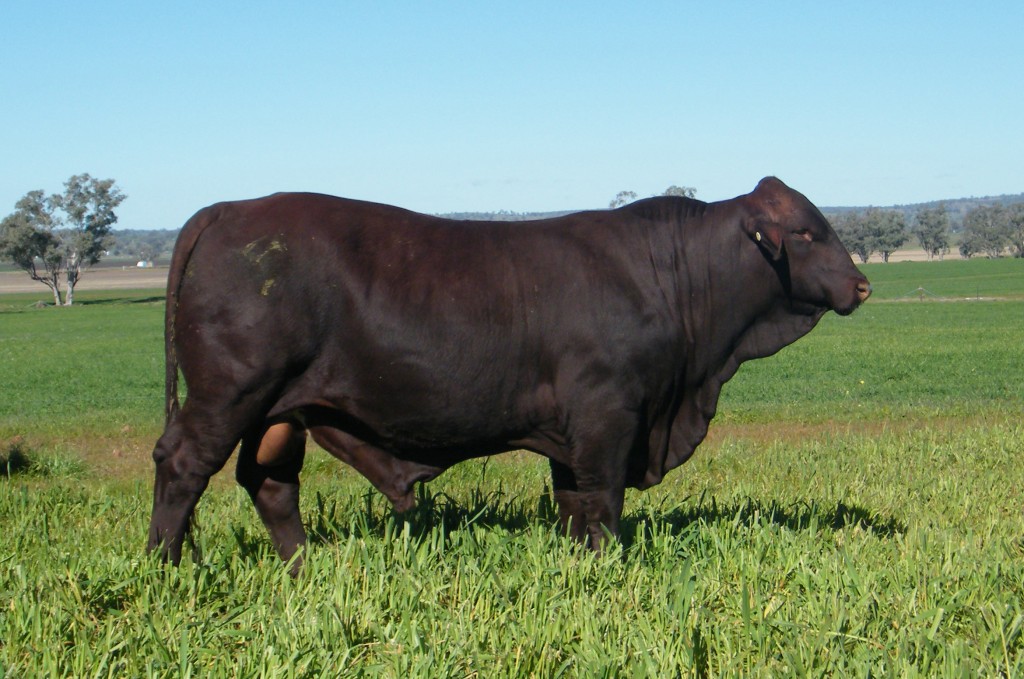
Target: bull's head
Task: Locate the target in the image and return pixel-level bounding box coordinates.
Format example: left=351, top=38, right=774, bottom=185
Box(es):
left=741, top=177, right=871, bottom=316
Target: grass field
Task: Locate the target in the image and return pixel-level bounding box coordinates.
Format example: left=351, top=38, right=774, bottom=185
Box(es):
left=1, top=258, right=1023, bottom=676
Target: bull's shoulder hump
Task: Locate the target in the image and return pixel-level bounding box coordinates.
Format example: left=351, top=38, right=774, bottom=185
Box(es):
left=619, top=196, right=711, bottom=223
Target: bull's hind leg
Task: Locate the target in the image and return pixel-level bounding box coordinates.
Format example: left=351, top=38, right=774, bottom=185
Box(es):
left=148, top=407, right=247, bottom=565
left=236, top=420, right=307, bottom=573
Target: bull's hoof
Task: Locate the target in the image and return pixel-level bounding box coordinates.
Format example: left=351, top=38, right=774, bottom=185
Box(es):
left=390, top=491, right=416, bottom=514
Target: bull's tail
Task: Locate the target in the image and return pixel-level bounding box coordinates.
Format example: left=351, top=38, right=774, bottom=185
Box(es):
left=163, top=205, right=223, bottom=424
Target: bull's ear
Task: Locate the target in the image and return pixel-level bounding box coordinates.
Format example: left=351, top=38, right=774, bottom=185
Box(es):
left=744, top=218, right=785, bottom=261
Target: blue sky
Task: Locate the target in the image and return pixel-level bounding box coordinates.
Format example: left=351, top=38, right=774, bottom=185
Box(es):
left=2, top=2, right=1022, bottom=230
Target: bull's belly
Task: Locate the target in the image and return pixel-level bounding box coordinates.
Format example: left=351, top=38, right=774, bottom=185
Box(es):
left=264, top=349, right=569, bottom=464
left=277, top=395, right=550, bottom=464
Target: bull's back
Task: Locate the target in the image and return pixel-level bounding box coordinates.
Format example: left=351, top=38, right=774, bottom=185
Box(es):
left=178, top=192, right=633, bottom=338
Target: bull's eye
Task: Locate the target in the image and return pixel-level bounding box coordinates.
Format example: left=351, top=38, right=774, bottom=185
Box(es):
left=792, top=229, right=813, bottom=242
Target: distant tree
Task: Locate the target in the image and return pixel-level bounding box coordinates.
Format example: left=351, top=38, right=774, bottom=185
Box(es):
left=832, top=212, right=874, bottom=263
left=54, top=174, right=126, bottom=304
left=960, top=205, right=1009, bottom=258
left=609, top=185, right=697, bottom=208
left=661, top=185, right=697, bottom=199
left=0, top=191, right=64, bottom=305
left=136, top=241, right=158, bottom=264
left=958, top=221, right=990, bottom=259
left=912, top=205, right=951, bottom=260
left=864, top=208, right=908, bottom=263
left=0, top=174, right=126, bottom=305
left=1008, top=204, right=1024, bottom=258
left=833, top=209, right=907, bottom=263
left=609, top=190, right=638, bottom=208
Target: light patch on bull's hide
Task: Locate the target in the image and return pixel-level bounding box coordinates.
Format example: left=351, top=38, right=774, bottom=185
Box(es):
left=242, top=237, right=288, bottom=266
left=240, top=235, right=287, bottom=297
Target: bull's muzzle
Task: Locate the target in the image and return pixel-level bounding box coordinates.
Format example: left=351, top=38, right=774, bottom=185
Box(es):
left=856, top=279, right=872, bottom=304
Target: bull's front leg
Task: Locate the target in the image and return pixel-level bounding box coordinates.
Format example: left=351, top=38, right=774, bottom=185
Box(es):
left=549, top=406, right=636, bottom=552
left=548, top=454, right=628, bottom=552
left=549, top=459, right=588, bottom=542
left=578, top=486, right=626, bottom=550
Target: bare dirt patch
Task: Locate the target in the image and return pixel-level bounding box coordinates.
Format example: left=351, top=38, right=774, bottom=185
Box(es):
left=0, top=267, right=168, bottom=295
left=869, top=248, right=962, bottom=263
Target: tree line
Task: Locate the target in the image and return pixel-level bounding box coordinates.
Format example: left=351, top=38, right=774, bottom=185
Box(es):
left=827, top=202, right=1024, bottom=262
left=105, top=229, right=179, bottom=263
left=956, top=204, right=1024, bottom=259
left=606, top=186, right=1024, bottom=262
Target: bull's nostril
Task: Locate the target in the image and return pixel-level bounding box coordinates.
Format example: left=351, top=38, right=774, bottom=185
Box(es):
left=856, top=281, right=872, bottom=301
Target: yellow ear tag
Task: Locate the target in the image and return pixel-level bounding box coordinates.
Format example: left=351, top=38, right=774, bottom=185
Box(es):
left=755, top=232, right=762, bottom=242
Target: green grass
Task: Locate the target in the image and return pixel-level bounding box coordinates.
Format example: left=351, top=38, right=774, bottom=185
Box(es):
left=3, top=426, right=1022, bottom=676
left=1, top=260, right=1023, bottom=676
left=720, top=300, right=1024, bottom=423
left=858, top=257, right=1024, bottom=300
left=0, top=290, right=165, bottom=478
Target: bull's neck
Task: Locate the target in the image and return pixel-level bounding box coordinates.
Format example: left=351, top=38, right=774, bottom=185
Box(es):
left=671, top=203, right=786, bottom=379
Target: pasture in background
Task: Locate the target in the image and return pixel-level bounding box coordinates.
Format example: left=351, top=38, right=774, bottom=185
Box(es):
left=1, top=258, right=1022, bottom=675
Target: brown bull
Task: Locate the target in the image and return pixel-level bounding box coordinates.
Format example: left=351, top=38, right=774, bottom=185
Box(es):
left=148, top=177, right=870, bottom=570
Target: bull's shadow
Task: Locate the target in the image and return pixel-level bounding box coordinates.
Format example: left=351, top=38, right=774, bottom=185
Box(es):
left=302, top=484, right=562, bottom=548
left=78, top=296, right=165, bottom=306
left=618, top=494, right=906, bottom=550
left=287, top=486, right=905, bottom=554
left=222, top=485, right=551, bottom=566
